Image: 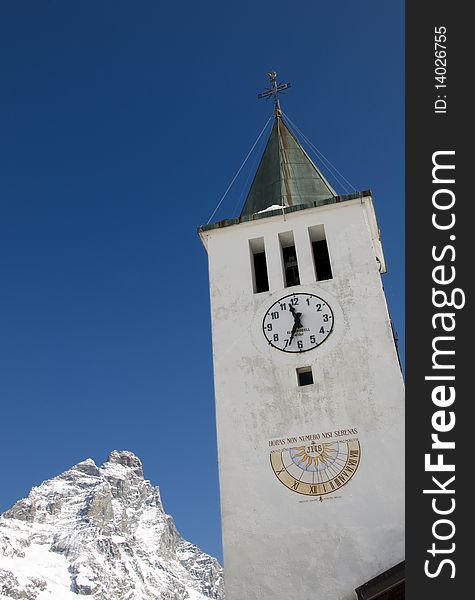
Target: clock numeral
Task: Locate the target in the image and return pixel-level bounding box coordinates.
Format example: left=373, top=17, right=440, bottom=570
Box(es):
left=319, top=327, right=325, bottom=334
left=323, top=314, right=329, bottom=322
left=309, top=485, right=318, bottom=494
left=291, top=481, right=300, bottom=491
left=297, top=340, right=303, bottom=349
left=271, top=311, right=279, bottom=320
left=273, top=334, right=279, bottom=342
left=266, top=324, right=273, bottom=332
left=290, top=297, right=299, bottom=305
left=310, top=335, right=316, bottom=344
left=316, top=303, right=322, bottom=311
left=306, top=298, right=311, bottom=305
left=284, top=339, right=290, bottom=348
left=279, top=302, right=287, bottom=310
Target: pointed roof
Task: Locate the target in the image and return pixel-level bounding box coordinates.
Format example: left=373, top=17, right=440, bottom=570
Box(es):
left=240, top=116, right=336, bottom=217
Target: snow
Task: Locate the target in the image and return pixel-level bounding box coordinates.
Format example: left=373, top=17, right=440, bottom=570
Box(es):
left=256, top=204, right=285, bottom=213
left=0, top=451, right=223, bottom=600
left=0, top=542, right=80, bottom=599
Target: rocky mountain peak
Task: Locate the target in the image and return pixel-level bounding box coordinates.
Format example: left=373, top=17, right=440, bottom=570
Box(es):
left=105, top=450, right=144, bottom=477
left=0, top=452, right=224, bottom=600
left=72, top=458, right=101, bottom=477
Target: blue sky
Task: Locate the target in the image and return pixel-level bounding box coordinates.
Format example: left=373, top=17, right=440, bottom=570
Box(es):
left=0, top=1, right=403, bottom=562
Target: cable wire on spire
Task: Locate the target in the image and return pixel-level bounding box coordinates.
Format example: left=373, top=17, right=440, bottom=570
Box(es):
left=231, top=127, right=268, bottom=217
left=282, top=111, right=357, bottom=194
left=206, top=114, right=273, bottom=224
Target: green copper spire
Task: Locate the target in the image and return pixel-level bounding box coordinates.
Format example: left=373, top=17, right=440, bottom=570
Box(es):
left=241, top=73, right=336, bottom=217
left=240, top=116, right=336, bottom=217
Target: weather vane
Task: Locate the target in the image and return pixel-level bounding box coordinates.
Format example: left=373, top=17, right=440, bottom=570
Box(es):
left=258, top=71, right=291, bottom=117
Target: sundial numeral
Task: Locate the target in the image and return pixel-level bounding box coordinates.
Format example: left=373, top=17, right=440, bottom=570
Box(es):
left=271, top=440, right=360, bottom=496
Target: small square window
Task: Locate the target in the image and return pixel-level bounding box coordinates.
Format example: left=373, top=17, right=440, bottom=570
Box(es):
left=297, top=367, right=313, bottom=387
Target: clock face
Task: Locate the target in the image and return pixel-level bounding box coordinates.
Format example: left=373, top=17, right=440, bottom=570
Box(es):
left=262, top=293, right=334, bottom=352
left=270, top=439, right=361, bottom=496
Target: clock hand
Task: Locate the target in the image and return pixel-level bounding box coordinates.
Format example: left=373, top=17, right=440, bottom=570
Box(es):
left=289, top=304, right=303, bottom=326
left=288, top=304, right=297, bottom=345
left=288, top=304, right=303, bottom=346
left=295, top=312, right=303, bottom=328
left=289, top=313, right=304, bottom=346
left=289, top=321, right=298, bottom=346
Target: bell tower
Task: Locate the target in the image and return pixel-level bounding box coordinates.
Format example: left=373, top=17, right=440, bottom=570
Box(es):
left=198, top=74, right=404, bottom=600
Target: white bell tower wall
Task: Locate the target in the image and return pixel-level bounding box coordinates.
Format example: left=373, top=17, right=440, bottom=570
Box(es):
left=199, top=194, right=404, bottom=600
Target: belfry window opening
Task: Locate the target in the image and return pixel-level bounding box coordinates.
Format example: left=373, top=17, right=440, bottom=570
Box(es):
left=249, top=237, right=269, bottom=293
left=279, top=231, right=300, bottom=287
left=309, top=224, right=333, bottom=281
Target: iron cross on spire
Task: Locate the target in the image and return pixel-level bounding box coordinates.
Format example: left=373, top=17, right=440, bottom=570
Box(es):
left=257, top=71, right=291, bottom=117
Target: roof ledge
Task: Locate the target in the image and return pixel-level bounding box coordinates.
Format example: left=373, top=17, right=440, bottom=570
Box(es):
left=197, top=190, right=372, bottom=234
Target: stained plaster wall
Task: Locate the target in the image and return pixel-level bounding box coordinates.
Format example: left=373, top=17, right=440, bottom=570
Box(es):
left=199, top=197, right=404, bottom=600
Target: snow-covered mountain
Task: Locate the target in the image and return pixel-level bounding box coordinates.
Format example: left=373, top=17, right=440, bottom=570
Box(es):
left=0, top=451, right=224, bottom=600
